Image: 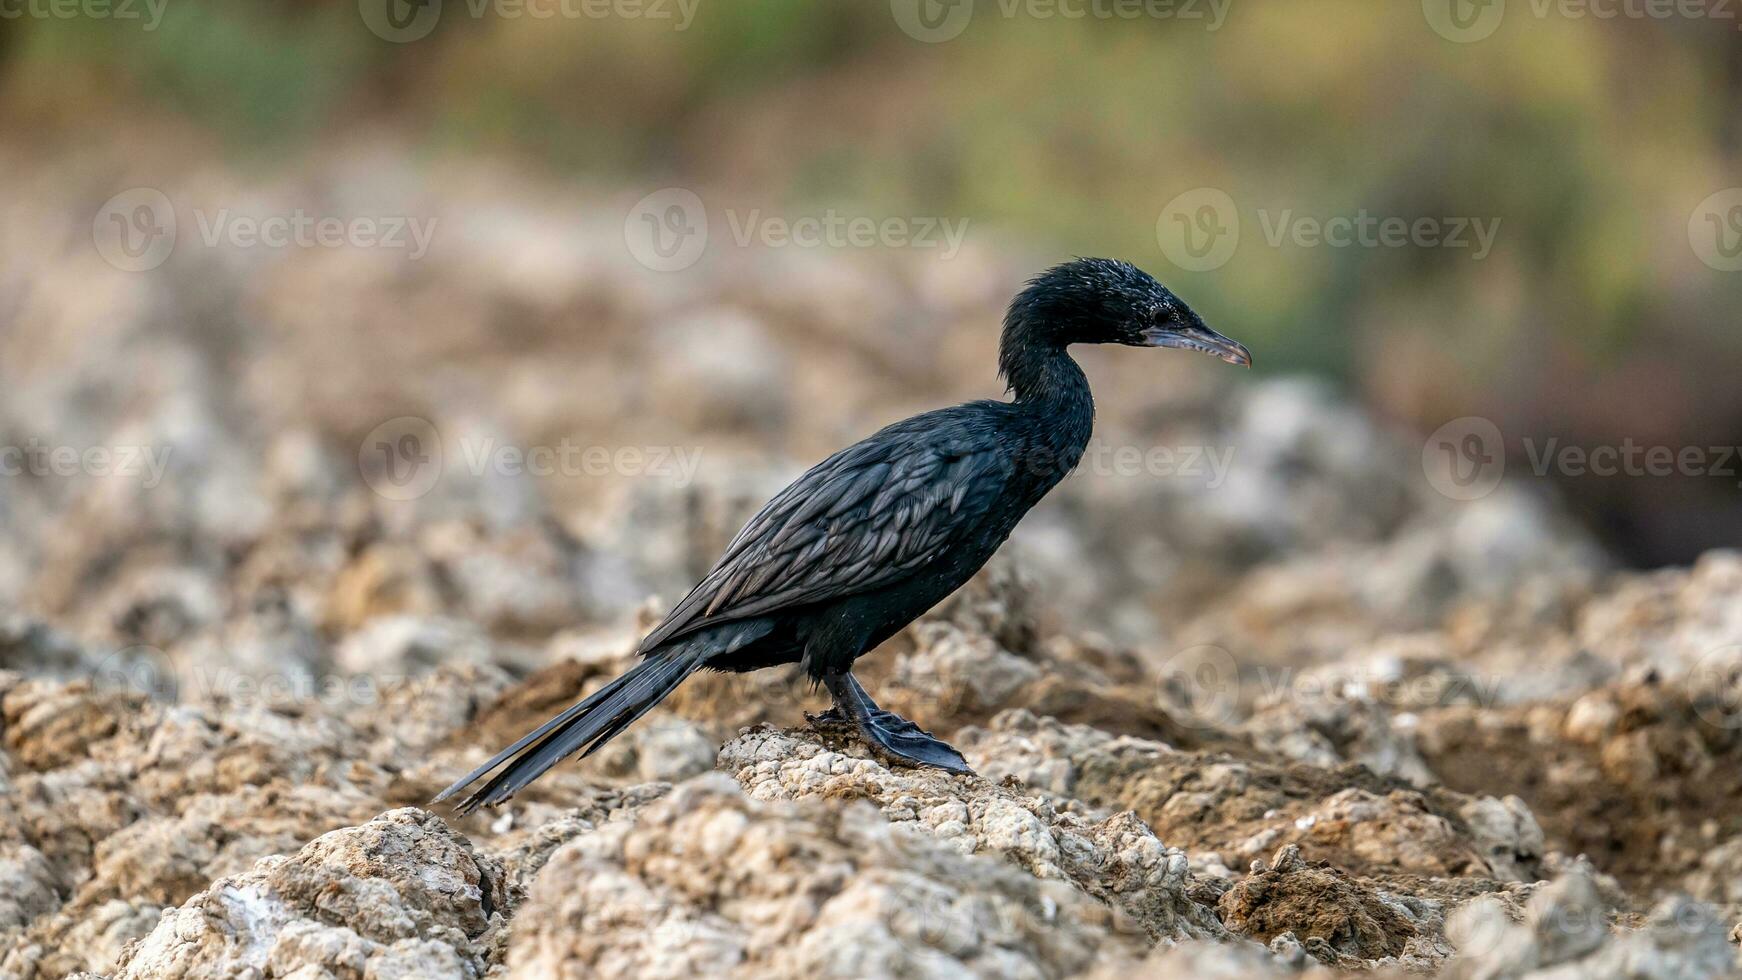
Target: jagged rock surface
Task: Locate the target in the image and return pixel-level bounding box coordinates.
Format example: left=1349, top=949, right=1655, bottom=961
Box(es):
left=506, top=774, right=1144, bottom=979
left=111, top=808, right=505, bottom=980
left=719, top=723, right=1227, bottom=943
left=0, top=206, right=1738, bottom=976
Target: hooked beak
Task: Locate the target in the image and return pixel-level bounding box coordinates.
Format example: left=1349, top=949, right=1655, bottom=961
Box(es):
left=1141, top=323, right=1253, bottom=368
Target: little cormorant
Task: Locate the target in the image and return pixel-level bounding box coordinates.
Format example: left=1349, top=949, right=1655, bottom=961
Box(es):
left=436, top=257, right=1251, bottom=812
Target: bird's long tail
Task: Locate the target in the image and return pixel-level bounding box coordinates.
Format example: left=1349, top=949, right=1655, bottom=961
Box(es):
left=433, top=648, right=703, bottom=814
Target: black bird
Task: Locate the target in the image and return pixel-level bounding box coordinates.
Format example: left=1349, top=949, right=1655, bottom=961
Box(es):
left=436, top=258, right=1250, bottom=812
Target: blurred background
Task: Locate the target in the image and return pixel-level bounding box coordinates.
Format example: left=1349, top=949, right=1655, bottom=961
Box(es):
left=0, top=0, right=1738, bottom=654
left=8, top=11, right=1742, bottom=973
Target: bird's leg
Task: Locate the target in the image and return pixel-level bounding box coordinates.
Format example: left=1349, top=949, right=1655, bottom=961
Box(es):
left=822, top=672, right=972, bottom=774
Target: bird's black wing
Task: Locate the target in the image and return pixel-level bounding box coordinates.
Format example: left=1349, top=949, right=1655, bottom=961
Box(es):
left=639, top=410, right=1014, bottom=653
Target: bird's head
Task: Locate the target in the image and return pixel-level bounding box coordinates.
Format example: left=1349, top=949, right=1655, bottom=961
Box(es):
left=1004, top=257, right=1251, bottom=368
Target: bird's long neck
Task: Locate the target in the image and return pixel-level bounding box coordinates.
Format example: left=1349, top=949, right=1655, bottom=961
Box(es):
left=999, top=329, right=1095, bottom=480
left=1004, top=343, right=1092, bottom=412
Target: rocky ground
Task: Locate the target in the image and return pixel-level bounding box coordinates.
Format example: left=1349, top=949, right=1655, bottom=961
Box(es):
left=1, top=158, right=1740, bottom=977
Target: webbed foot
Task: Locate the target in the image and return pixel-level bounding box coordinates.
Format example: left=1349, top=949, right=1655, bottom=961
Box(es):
left=823, top=672, right=972, bottom=774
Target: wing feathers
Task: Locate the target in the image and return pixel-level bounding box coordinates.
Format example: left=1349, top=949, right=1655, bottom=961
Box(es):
left=638, top=414, right=1013, bottom=653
